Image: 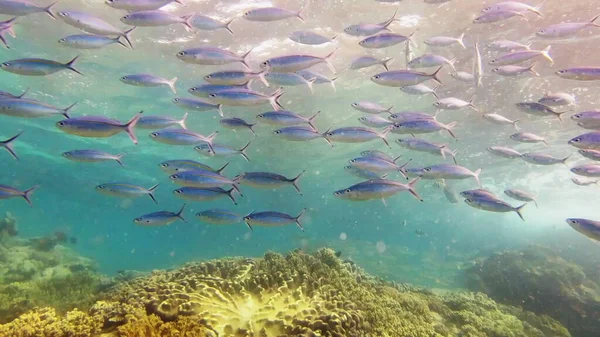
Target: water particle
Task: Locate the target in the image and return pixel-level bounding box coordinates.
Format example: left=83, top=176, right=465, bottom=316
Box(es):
left=339, top=232, right=347, bottom=240
left=376, top=241, right=386, bottom=254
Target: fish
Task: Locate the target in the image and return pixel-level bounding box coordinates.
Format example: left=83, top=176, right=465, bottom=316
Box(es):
left=219, top=117, right=256, bottom=136
left=566, top=218, right=600, bottom=241
left=172, top=97, right=221, bottom=116
left=56, top=111, right=142, bottom=144
left=62, top=149, right=125, bottom=166
left=388, top=111, right=435, bottom=122
left=359, top=32, right=413, bottom=49
left=510, top=132, right=548, bottom=146
left=120, top=10, right=194, bottom=31
left=196, top=209, right=242, bottom=225
left=487, top=146, right=523, bottom=159
left=0, top=184, right=38, bottom=206
left=521, top=153, right=570, bottom=166
left=289, top=31, right=335, bottom=45
left=411, top=164, right=481, bottom=186
left=348, top=156, right=410, bottom=177
left=58, top=34, right=129, bottom=49
left=465, top=197, right=527, bottom=221
left=159, top=160, right=228, bottom=175
left=273, top=126, right=332, bottom=146
left=173, top=187, right=237, bottom=205
left=358, top=115, right=393, bottom=128
left=208, top=88, right=285, bottom=115
left=396, top=138, right=458, bottom=163
left=460, top=189, right=496, bottom=199
left=408, top=54, right=456, bottom=71
left=571, top=163, right=600, bottom=177
left=392, top=119, right=458, bottom=140
left=571, top=110, right=600, bottom=123
left=169, top=169, right=242, bottom=191
left=538, top=92, right=576, bottom=106
left=571, top=177, right=600, bottom=186
left=134, top=204, right=186, bottom=226
left=204, top=69, right=269, bottom=86
left=243, top=209, right=306, bottom=231
left=149, top=129, right=217, bottom=149
left=256, top=110, right=319, bottom=129
left=400, top=84, right=440, bottom=99
left=434, top=97, right=477, bottom=112
left=0, top=131, right=21, bottom=160
left=295, top=70, right=338, bottom=92
left=263, top=72, right=315, bottom=94
left=176, top=47, right=252, bottom=68
left=451, top=71, right=475, bottom=83
left=188, top=83, right=250, bottom=98
left=323, top=126, right=391, bottom=147
left=555, top=68, right=600, bottom=81
left=360, top=150, right=394, bottom=162
left=483, top=113, right=520, bottom=130
left=194, top=141, right=251, bottom=162
left=343, top=9, right=397, bottom=36
left=96, top=182, right=159, bottom=203
left=351, top=101, right=393, bottom=114
left=473, top=42, right=483, bottom=88
left=260, top=50, right=336, bottom=73
left=235, top=171, right=305, bottom=195
left=424, top=33, right=465, bottom=48
left=0, top=99, right=75, bottom=118
left=489, top=46, right=553, bottom=66
left=504, top=189, right=538, bottom=208
left=578, top=149, right=600, bottom=161
left=137, top=113, right=187, bottom=130
left=105, top=0, right=184, bottom=11
left=1, top=56, right=82, bottom=76
left=57, top=11, right=135, bottom=47
left=482, top=1, right=543, bottom=17
left=473, top=10, right=529, bottom=24
left=350, top=56, right=392, bottom=71
left=434, top=179, right=459, bottom=204
left=243, top=7, right=304, bottom=22
left=404, top=40, right=414, bottom=66
left=120, top=74, right=178, bottom=94
left=371, top=67, right=443, bottom=87
left=487, top=39, right=531, bottom=52
left=576, top=122, right=600, bottom=130
left=492, top=64, right=539, bottom=77
left=0, top=0, right=56, bottom=18
left=189, top=15, right=234, bottom=35
left=333, top=178, right=423, bottom=205
left=516, top=102, right=570, bottom=122
left=344, top=166, right=388, bottom=180
left=568, top=132, right=600, bottom=150
left=537, top=15, right=600, bottom=38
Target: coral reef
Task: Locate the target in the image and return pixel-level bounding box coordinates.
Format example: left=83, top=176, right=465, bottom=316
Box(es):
left=465, top=245, right=600, bottom=337
left=0, top=248, right=571, bottom=337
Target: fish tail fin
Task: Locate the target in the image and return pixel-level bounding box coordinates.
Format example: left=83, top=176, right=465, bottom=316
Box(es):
left=115, top=153, right=126, bottom=166
left=473, top=168, right=482, bottom=187
left=540, top=45, right=553, bottom=65
left=533, top=199, right=538, bottom=208
left=380, top=126, right=392, bottom=148
left=291, top=170, right=305, bottom=195
left=257, top=67, right=270, bottom=87
left=386, top=105, right=394, bottom=113
left=431, top=85, right=441, bottom=99
left=542, top=139, right=549, bottom=147
left=231, top=182, right=244, bottom=197
left=533, top=1, right=544, bottom=17
left=181, top=14, right=195, bottom=32
left=308, top=111, right=321, bottom=129
left=167, top=77, right=178, bottom=94
left=451, top=149, right=459, bottom=164
left=324, top=48, right=337, bottom=74
left=174, top=0, right=185, bottom=5
left=22, top=185, right=39, bottom=207
left=204, top=131, right=218, bottom=153
left=431, top=66, right=443, bottom=85
left=447, top=58, right=457, bottom=72
left=468, top=97, right=479, bottom=112
left=589, top=13, right=600, bottom=27
left=397, top=159, right=412, bottom=180
left=224, top=18, right=235, bottom=35
left=296, top=7, right=305, bottom=23
left=45, top=1, right=59, bottom=19
left=178, top=112, right=188, bottom=129
left=329, top=76, right=338, bottom=92
left=16, top=88, right=29, bottom=99
left=176, top=203, right=187, bottom=223
left=0, top=32, right=9, bottom=50
left=555, top=109, right=572, bottom=123
left=217, top=104, right=224, bottom=117
left=1, top=130, right=22, bottom=160
left=65, top=55, right=83, bottom=76
left=513, top=119, right=520, bottom=131
left=408, top=177, right=423, bottom=202
left=115, top=36, right=129, bottom=49
left=382, top=57, right=392, bottom=71
left=239, top=141, right=251, bottom=162
left=445, top=121, right=458, bottom=140
left=3, top=18, right=16, bottom=38
left=248, top=123, right=257, bottom=136
left=147, top=183, right=159, bottom=204
left=528, top=63, right=540, bottom=76
left=240, top=47, right=254, bottom=70
left=122, top=27, right=136, bottom=49
left=226, top=188, right=237, bottom=205
left=561, top=154, right=572, bottom=166
left=515, top=203, right=527, bottom=221
left=305, top=77, right=316, bottom=95
left=384, top=7, right=399, bottom=28
left=61, top=102, right=77, bottom=118
left=124, top=111, right=143, bottom=145
left=269, top=87, right=285, bottom=111
left=216, top=162, right=229, bottom=175
left=439, top=145, right=447, bottom=160
left=295, top=208, right=307, bottom=231
left=457, top=32, right=466, bottom=49
left=244, top=217, right=253, bottom=232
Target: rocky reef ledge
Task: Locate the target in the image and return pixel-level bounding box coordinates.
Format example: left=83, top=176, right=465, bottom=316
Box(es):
left=0, top=243, right=571, bottom=337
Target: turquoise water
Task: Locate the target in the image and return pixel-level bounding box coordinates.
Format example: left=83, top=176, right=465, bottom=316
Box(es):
left=1, top=0, right=600, bottom=331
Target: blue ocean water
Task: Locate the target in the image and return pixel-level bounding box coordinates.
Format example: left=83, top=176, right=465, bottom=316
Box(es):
left=0, top=0, right=598, bottom=297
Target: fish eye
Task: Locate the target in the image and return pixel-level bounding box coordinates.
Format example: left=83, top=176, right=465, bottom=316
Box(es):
left=189, top=87, right=197, bottom=91
left=273, top=130, right=281, bottom=134
left=134, top=217, right=141, bottom=222
left=106, top=0, right=114, bottom=2
left=397, top=139, right=404, bottom=142
left=59, top=38, right=66, bottom=42
left=150, top=132, right=158, bottom=138
left=204, top=75, right=211, bottom=79
left=120, top=76, right=127, bottom=80
left=160, top=163, right=168, bottom=167
left=123, top=15, right=129, bottom=19
left=374, top=75, right=380, bottom=79
left=260, top=61, right=268, bottom=66
left=433, top=102, right=440, bottom=106
left=466, top=198, right=472, bottom=202
left=174, top=190, right=182, bottom=194
left=171, top=174, right=179, bottom=179
left=257, top=114, right=264, bottom=118
left=424, top=167, right=431, bottom=172
left=172, top=98, right=179, bottom=102
left=1, top=62, right=9, bottom=67
left=244, top=11, right=250, bottom=16
left=97, top=185, right=104, bottom=189
left=326, top=132, right=333, bottom=136
left=568, top=219, right=579, bottom=224
left=244, top=216, right=250, bottom=220
left=359, top=117, right=365, bottom=121
left=492, top=68, right=498, bottom=72
left=572, top=114, right=581, bottom=119
left=344, top=189, right=351, bottom=193
left=334, top=191, right=341, bottom=195
left=59, top=12, right=68, bottom=16
left=557, top=70, right=566, bottom=74
left=57, top=121, right=65, bottom=126
left=351, top=103, right=358, bottom=107
left=572, top=138, right=581, bottom=143
left=177, top=51, right=186, bottom=56
left=209, top=93, right=216, bottom=98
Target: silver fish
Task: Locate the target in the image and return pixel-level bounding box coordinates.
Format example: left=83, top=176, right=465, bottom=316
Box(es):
left=348, top=155, right=409, bottom=177
left=571, top=177, right=600, bottom=186
left=358, top=115, right=393, bottom=128
left=571, top=110, right=600, bottom=123
left=404, top=40, right=414, bottom=66
left=408, top=53, right=456, bottom=71
left=177, top=47, right=252, bottom=68
left=489, top=46, right=553, bottom=66
left=169, top=170, right=241, bottom=190
left=392, top=119, right=457, bottom=139
left=537, top=15, right=600, bottom=38
left=359, top=32, right=413, bottom=49
left=473, top=10, right=528, bottom=24
left=219, top=117, right=256, bottom=136
left=137, top=113, right=187, bottom=130
left=134, top=204, right=186, bottom=226
left=400, top=84, right=440, bottom=99
left=388, top=111, right=435, bottom=123
left=243, top=209, right=306, bottom=231
left=1, top=56, right=82, bottom=76
left=172, top=97, right=221, bottom=116
left=424, top=33, right=465, bottom=48
left=57, top=11, right=134, bottom=47
left=566, top=218, right=600, bottom=242
left=324, top=126, right=391, bottom=147
left=235, top=171, right=305, bottom=195
left=396, top=138, right=458, bottom=163
left=189, top=14, right=233, bottom=35
left=264, top=72, right=315, bottom=94
left=371, top=67, right=442, bottom=87
left=434, top=179, right=459, bottom=204
left=120, top=10, right=194, bottom=31
left=188, top=83, right=249, bottom=98
left=464, top=197, right=526, bottom=221
left=521, top=152, right=570, bottom=166
left=492, top=64, right=538, bottom=77
left=96, top=182, right=159, bottom=203
left=555, top=67, right=600, bottom=81
left=516, top=102, right=569, bottom=122
left=256, top=110, right=319, bottom=129
left=0, top=99, right=75, bottom=118
left=343, top=9, right=397, bottom=36
left=351, top=101, right=393, bottom=114
left=62, top=149, right=125, bottom=166
left=159, top=160, right=228, bottom=175
left=0, top=0, right=56, bottom=18
left=345, top=165, right=387, bottom=180
left=568, top=132, right=600, bottom=149
left=208, top=88, right=285, bottom=115
left=578, top=149, right=600, bottom=161
left=487, top=39, right=531, bottom=52
left=510, top=132, right=548, bottom=146
left=482, top=1, right=543, bottom=16
left=204, top=69, right=268, bottom=86
left=56, top=111, right=142, bottom=144
left=173, top=187, right=237, bottom=205
left=150, top=129, right=217, bottom=149
left=243, top=7, right=304, bottom=22
left=0, top=131, right=21, bottom=160
left=538, top=92, right=575, bottom=106
left=0, top=184, right=38, bottom=206
left=504, top=189, right=538, bottom=208
left=483, top=113, right=519, bottom=129
left=120, top=74, right=177, bottom=94
left=360, top=150, right=394, bottom=162
left=260, top=50, right=336, bottom=73
left=350, top=56, right=392, bottom=71
left=434, top=97, right=477, bottom=112
left=196, top=209, right=242, bottom=225
left=273, top=126, right=332, bottom=146
left=194, top=141, right=251, bottom=162
left=289, top=31, right=335, bottom=45
left=451, top=71, right=475, bottom=83
left=106, top=0, right=183, bottom=11
left=410, top=164, right=481, bottom=186
left=58, top=34, right=128, bottom=49
left=473, top=42, right=483, bottom=88
left=487, top=146, right=522, bottom=159
left=460, top=189, right=496, bottom=199
left=295, top=70, right=338, bottom=92
left=571, top=163, right=600, bottom=177
left=333, top=178, right=422, bottom=205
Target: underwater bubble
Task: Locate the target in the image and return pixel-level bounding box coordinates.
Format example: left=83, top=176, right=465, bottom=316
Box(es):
left=376, top=241, right=387, bottom=254
left=339, top=232, right=347, bottom=240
